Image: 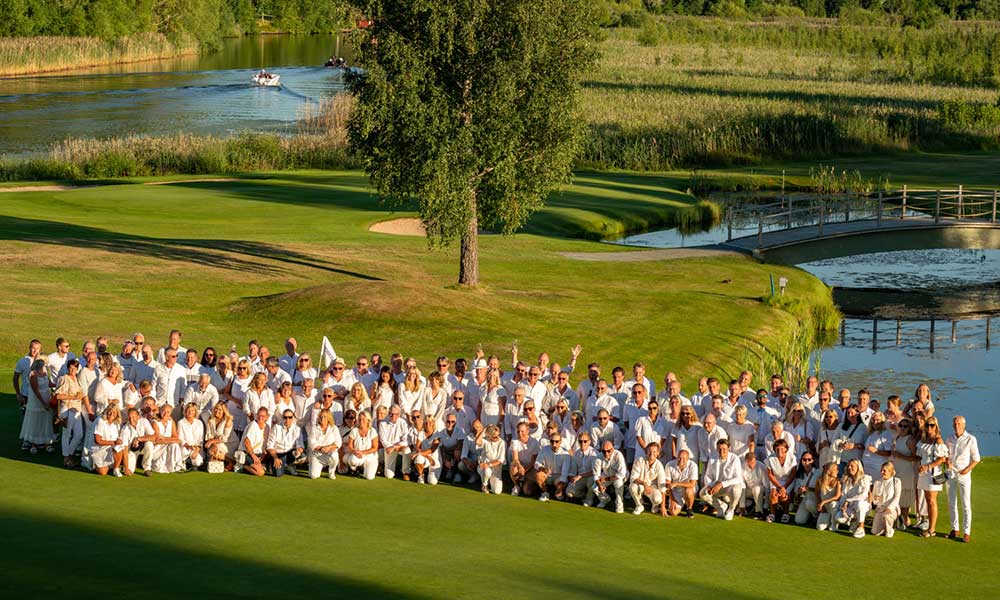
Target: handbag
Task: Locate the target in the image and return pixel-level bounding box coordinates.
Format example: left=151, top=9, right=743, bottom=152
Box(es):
left=207, top=460, right=225, bottom=474
left=931, top=468, right=947, bottom=485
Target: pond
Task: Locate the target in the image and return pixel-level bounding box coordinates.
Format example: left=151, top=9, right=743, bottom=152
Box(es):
left=0, top=34, right=354, bottom=157
left=618, top=214, right=1000, bottom=454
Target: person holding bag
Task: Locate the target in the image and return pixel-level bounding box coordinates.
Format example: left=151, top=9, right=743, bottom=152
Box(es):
left=916, top=417, right=949, bottom=539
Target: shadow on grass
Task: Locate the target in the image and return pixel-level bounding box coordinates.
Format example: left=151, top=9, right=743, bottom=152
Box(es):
left=0, top=215, right=382, bottom=280
left=0, top=509, right=428, bottom=599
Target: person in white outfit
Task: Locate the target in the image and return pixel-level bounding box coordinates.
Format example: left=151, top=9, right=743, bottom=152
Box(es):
left=871, top=462, right=902, bottom=538
left=177, top=403, right=205, bottom=470
left=699, top=439, right=744, bottom=520
left=739, top=452, right=768, bottom=517
left=90, top=406, right=122, bottom=476
left=308, top=409, right=342, bottom=479
left=528, top=432, right=570, bottom=501
left=791, top=450, right=821, bottom=525
left=150, top=404, right=183, bottom=474
left=236, top=408, right=271, bottom=477
left=765, top=439, right=797, bottom=523
left=945, top=415, right=980, bottom=543
left=413, top=416, right=442, bottom=485
left=379, top=405, right=411, bottom=479
left=629, top=442, right=667, bottom=516
left=477, top=424, right=507, bottom=495
left=815, top=463, right=842, bottom=531
left=345, top=411, right=379, bottom=480
left=565, top=432, right=598, bottom=505
left=916, top=417, right=949, bottom=538
left=665, top=448, right=698, bottom=517
left=457, top=420, right=485, bottom=484
left=509, top=422, right=540, bottom=496
left=836, top=459, right=872, bottom=538
left=592, top=440, right=628, bottom=513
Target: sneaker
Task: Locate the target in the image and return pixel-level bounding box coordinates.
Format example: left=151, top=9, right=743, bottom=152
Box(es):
left=724, top=509, right=734, bottom=521
left=917, top=518, right=930, bottom=531
left=766, top=514, right=775, bottom=523
left=29, top=446, right=37, bottom=455
left=836, top=513, right=849, bottom=525
left=853, top=525, right=866, bottom=539
left=615, top=503, right=624, bottom=514
left=234, top=463, right=243, bottom=473
left=539, top=492, right=549, bottom=502
left=453, top=473, right=463, bottom=484
left=417, top=474, right=425, bottom=484
left=113, top=468, right=123, bottom=478
left=780, top=513, right=791, bottom=524
left=581, top=500, right=591, bottom=507
left=597, top=496, right=609, bottom=509
left=511, top=485, right=520, bottom=497
left=685, top=508, right=694, bottom=519
left=482, top=486, right=489, bottom=494
left=885, top=529, right=894, bottom=539
left=633, top=505, right=644, bottom=516
left=328, top=472, right=336, bottom=480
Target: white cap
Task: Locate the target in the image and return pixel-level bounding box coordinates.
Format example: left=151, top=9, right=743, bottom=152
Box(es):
left=472, top=358, right=488, bottom=370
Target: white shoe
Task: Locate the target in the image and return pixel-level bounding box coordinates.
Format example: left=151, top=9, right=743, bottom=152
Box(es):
left=453, top=473, right=463, bottom=484
left=234, top=463, right=243, bottom=473
left=615, top=502, right=624, bottom=514
left=511, top=485, right=520, bottom=497
left=597, top=497, right=609, bottom=509
left=113, top=468, right=123, bottom=478
left=328, top=472, right=336, bottom=480
left=836, top=513, right=849, bottom=525
left=418, top=474, right=425, bottom=484
left=885, top=529, right=894, bottom=539
left=539, top=492, right=549, bottom=502
left=817, top=524, right=829, bottom=531
left=917, top=519, right=930, bottom=531
left=582, top=500, right=591, bottom=507
left=633, top=505, right=644, bottom=516
left=853, top=526, right=866, bottom=539
left=724, top=510, right=734, bottom=521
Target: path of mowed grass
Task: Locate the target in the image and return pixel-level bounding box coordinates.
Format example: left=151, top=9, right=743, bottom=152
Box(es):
left=0, top=168, right=993, bottom=598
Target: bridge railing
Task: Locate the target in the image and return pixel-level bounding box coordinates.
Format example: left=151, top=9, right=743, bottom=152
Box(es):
left=725, top=186, right=1000, bottom=242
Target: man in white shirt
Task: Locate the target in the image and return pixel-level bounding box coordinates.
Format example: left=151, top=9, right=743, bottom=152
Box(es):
left=575, top=363, right=601, bottom=409
left=508, top=422, right=540, bottom=497
left=607, top=367, right=629, bottom=406
left=444, top=391, right=476, bottom=434
left=13, top=339, right=41, bottom=408
left=278, top=338, right=299, bottom=377
left=698, top=414, right=729, bottom=468
left=464, top=358, right=489, bottom=414
left=322, top=357, right=356, bottom=400
left=155, top=329, right=186, bottom=365
left=504, top=386, right=529, bottom=441
left=527, top=432, right=570, bottom=502
left=592, top=440, right=628, bottom=513
left=740, top=452, right=769, bottom=517
left=699, top=439, right=744, bottom=520
left=521, top=366, right=548, bottom=407
left=946, top=415, right=980, bottom=543
left=353, top=355, right=378, bottom=391
left=180, top=349, right=203, bottom=386
left=45, top=337, right=75, bottom=387
left=154, top=348, right=187, bottom=410
left=590, top=409, right=623, bottom=450
left=629, top=442, right=666, bottom=516
left=544, top=370, right=578, bottom=416
left=115, top=341, right=137, bottom=380
left=622, top=383, right=650, bottom=464
left=738, top=371, right=756, bottom=406
left=589, top=380, right=620, bottom=424
left=624, top=362, right=656, bottom=401
left=691, top=377, right=712, bottom=418
left=565, top=433, right=598, bottom=505
left=265, top=357, right=292, bottom=393
left=797, top=375, right=820, bottom=412
left=665, top=448, right=698, bottom=517
left=439, top=415, right=467, bottom=482
left=266, top=409, right=305, bottom=477
left=184, top=373, right=219, bottom=418
left=378, top=406, right=411, bottom=480
left=129, top=344, right=157, bottom=386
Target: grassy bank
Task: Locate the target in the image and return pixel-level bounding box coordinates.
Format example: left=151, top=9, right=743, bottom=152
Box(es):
left=0, top=33, right=198, bottom=77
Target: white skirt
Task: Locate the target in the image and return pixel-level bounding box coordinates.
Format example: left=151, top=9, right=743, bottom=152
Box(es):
left=90, top=445, right=116, bottom=469
left=19, top=407, right=54, bottom=445
left=917, top=472, right=942, bottom=492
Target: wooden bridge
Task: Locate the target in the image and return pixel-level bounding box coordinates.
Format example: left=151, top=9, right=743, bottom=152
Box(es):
left=722, top=187, right=1000, bottom=255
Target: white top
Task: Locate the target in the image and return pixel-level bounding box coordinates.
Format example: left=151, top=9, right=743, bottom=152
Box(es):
left=917, top=440, right=949, bottom=471
left=842, top=474, right=873, bottom=502
left=266, top=369, right=292, bottom=393
left=93, top=417, right=120, bottom=445
left=378, top=418, right=410, bottom=449
left=872, top=476, right=902, bottom=512
left=479, top=385, right=506, bottom=420
left=267, top=422, right=304, bottom=453
left=45, top=351, right=75, bottom=385
left=665, top=459, right=698, bottom=484
left=246, top=388, right=275, bottom=418
left=724, top=421, right=756, bottom=460
left=630, top=456, right=666, bottom=488
left=590, top=422, right=624, bottom=450
left=184, top=383, right=219, bottom=413
left=462, top=433, right=484, bottom=461
left=480, top=438, right=506, bottom=465
left=622, top=399, right=650, bottom=450
left=93, top=378, right=124, bottom=414
left=178, top=418, right=205, bottom=447
left=129, top=359, right=157, bottom=386
left=154, top=362, right=187, bottom=407
left=397, top=382, right=425, bottom=416
left=742, top=460, right=768, bottom=488
left=310, top=423, right=342, bottom=451
left=702, top=453, right=742, bottom=488
left=766, top=453, right=798, bottom=485
left=566, top=446, right=597, bottom=478
left=156, top=345, right=187, bottom=365
left=14, top=356, right=33, bottom=397
left=241, top=421, right=270, bottom=455
left=593, top=449, right=628, bottom=480
left=698, top=425, right=729, bottom=461
left=946, top=432, right=980, bottom=473
left=534, top=445, right=571, bottom=482
left=672, top=423, right=703, bottom=463
left=348, top=427, right=378, bottom=452
left=509, top=436, right=540, bottom=468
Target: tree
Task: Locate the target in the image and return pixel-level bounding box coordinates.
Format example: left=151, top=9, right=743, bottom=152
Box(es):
left=347, top=0, right=596, bottom=286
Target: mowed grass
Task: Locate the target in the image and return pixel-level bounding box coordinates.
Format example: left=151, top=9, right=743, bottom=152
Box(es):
left=6, top=168, right=994, bottom=598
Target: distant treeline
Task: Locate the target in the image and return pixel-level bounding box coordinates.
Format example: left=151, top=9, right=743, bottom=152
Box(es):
left=0, top=1, right=355, bottom=46
left=602, top=0, right=1000, bottom=27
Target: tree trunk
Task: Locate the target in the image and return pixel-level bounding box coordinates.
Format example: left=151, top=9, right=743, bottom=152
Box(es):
left=458, top=190, right=479, bottom=286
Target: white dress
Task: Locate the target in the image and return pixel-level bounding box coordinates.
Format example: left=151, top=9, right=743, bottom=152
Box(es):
left=479, top=385, right=505, bottom=428
left=917, top=440, right=948, bottom=492
left=152, top=419, right=183, bottom=473
left=19, top=377, right=54, bottom=445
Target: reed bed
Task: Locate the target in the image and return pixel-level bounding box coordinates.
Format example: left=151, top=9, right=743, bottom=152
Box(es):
left=0, top=33, right=197, bottom=77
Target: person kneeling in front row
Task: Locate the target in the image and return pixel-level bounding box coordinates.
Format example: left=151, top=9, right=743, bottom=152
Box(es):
left=665, top=448, right=697, bottom=517
left=309, top=408, right=341, bottom=479
left=267, top=409, right=305, bottom=476
left=699, top=438, right=744, bottom=520
left=871, top=461, right=902, bottom=538
left=629, top=442, right=667, bottom=516
left=592, top=440, right=628, bottom=513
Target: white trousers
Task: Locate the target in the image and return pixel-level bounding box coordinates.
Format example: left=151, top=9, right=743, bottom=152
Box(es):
left=817, top=501, right=839, bottom=530
left=413, top=455, right=441, bottom=484
left=309, top=451, right=340, bottom=479
left=795, top=494, right=818, bottom=525
left=837, top=499, right=871, bottom=526
left=629, top=483, right=663, bottom=508
left=61, top=409, right=84, bottom=457
left=699, top=484, right=744, bottom=515
left=345, top=453, right=378, bottom=480
left=477, top=464, right=503, bottom=494
left=948, top=474, right=973, bottom=534
left=567, top=477, right=595, bottom=503
left=739, top=484, right=767, bottom=513
left=382, top=448, right=411, bottom=479
left=593, top=479, right=624, bottom=506
left=872, top=506, right=899, bottom=536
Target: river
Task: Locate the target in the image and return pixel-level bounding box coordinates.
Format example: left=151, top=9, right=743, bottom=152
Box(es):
left=0, top=34, right=353, bottom=157
left=614, top=219, right=1000, bottom=454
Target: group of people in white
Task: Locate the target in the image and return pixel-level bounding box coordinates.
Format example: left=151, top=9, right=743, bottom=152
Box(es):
left=14, top=332, right=981, bottom=542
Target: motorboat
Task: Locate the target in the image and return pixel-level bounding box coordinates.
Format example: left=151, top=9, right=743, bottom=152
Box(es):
left=251, top=69, right=280, bottom=87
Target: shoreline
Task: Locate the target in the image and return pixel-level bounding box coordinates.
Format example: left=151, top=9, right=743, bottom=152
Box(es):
left=0, top=49, right=200, bottom=78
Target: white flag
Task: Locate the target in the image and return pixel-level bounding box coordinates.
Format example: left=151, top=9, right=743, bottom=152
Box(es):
left=320, top=336, right=337, bottom=369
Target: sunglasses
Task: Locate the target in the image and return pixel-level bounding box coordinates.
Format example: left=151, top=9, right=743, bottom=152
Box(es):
left=446, top=421, right=456, bottom=425
left=332, top=367, right=344, bottom=371
left=580, top=440, right=590, bottom=444
left=283, top=415, right=294, bottom=420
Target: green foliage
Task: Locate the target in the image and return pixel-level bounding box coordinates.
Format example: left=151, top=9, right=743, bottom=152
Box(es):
left=938, top=98, right=1000, bottom=138
left=348, top=0, right=597, bottom=257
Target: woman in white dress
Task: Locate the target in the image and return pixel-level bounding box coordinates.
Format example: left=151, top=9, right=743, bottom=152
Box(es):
left=815, top=463, right=841, bottom=531
left=273, top=382, right=296, bottom=425
left=345, top=410, right=379, bottom=480
left=292, top=353, right=318, bottom=390
left=815, top=410, right=842, bottom=467
left=838, top=405, right=867, bottom=471
left=783, top=402, right=814, bottom=459
left=671, top=406, right=702, bottom=466
left=478, top=369, right=506, bottom=429
left=765, top=438, right=797, bottom=523
left=17, top=360, right=53, bottom=454
left=413, top=415, right=442, bottom=485
left=421, top=371, right=448, bottom=429
left=477, top=424, right=506, bottom=494
left=862, top=412, right=893, bottom=479
left=245, top=372, right=275, bottom=423
left=225, top=359, right=253, bottom=436
left=177, top=403, right=205, bottom=470
left=345, top=382, right=372, bottom=419
left=916, top=416, right=949, bottom=538
left=397, top=368, right=425, bottom=421
left=151, top=404, right=183, bottom=474
left=52, top=359, right=85, bottom=465
left=93, top=364, right=126, bottom=417
left=871, top=462, right=902, bottom=538
left=890, top=418, right=920, bottom=530
left=725, top=405, right=756, bottom=463
left=309, top=409, right=342, bottom=480
left=792, top=450, right=821, bottom=525
left=836, top=458, right=872, bottom=538
left=370, top=367, right=395, bottom=417
left=205, top=402, right=236, bottom=465
left=90, top=406, right=122, bottom=476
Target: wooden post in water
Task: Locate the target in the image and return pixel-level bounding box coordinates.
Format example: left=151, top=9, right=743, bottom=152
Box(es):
left=951, top=320, right=957, bottom=344
left=787, top=197, right=793, bottom=230
left=727, top=206, right=733, bottom=241
left=757, top=210, right=763, bottom=246
left=818, top=200, right=825, bottom=237
left=958, top=185, right=964, bottom=220
left=935, top=190, right=941, bottom=223
left=896, top=320, right=902, bottom=345
left=901, top=185, right=907, bottom=219
left=872, top=318, right=878, bottom=353
left=877, top=191, right=883, bottom=228
left=929, top=319, right=936, bottom=354
left=992, top=190, right=997, bottom=224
